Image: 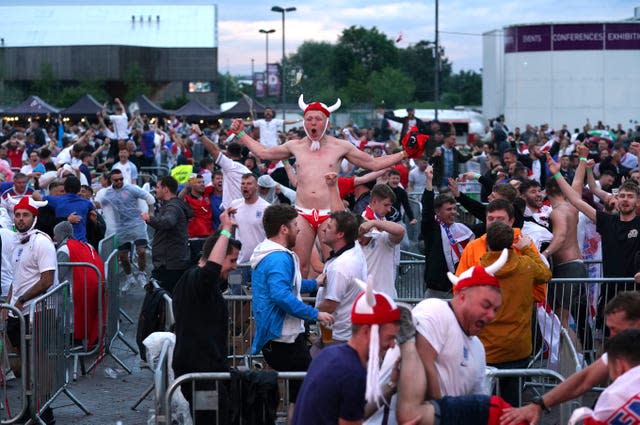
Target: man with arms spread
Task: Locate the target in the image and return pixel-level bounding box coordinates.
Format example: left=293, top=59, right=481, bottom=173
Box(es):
left=250, top=204, right=334, bottom=420
left=249, top=106, right=300, bottom=148
left=230, top=95, right=409, bottom=277
left=502, top=291, right=640, bottom=425
left=96, top=169, right=155, bottom=290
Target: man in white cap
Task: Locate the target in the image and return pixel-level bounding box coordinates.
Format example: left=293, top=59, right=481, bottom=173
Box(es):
left=257, top=174, right=296, bottom=205
left=230, top=95, right=412, bottom=277
left=292, top=277, right=411, bottom=425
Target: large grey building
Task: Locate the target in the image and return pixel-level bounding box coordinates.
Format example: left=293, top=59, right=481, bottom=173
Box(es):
left=0, top=0, right=218, bottom=104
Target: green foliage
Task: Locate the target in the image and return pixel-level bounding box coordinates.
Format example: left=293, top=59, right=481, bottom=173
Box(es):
left=218, top=72, right=241, bottom=103
left=123, top=63, right=150, bottom=103
left=57, top=80, right=108, bottom=108
left=368, top=67, right=414, bottom=109
left=441, top=70, right=482, bottom=106
left=161, top=94, right=189, bottom=110
left=31, top=63, right=58, bottom=104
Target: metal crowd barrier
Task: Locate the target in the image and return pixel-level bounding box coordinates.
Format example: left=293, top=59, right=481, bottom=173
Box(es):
left=161, top=371, right=306, bottom=425
left=396, top=251, right=425, bottom=299
left=141, top=166, right=171, bottom=178
left=486, top=368, right=573, bottom=424
left=532, top=277, right=638, bottom=374
left=97, top=233, right=118, bottom=262
left=57, top=262, right=105, bottom=380
left=153, top=339, right=172, bottom=423
left=0, top=304, right=28, bottom=423
left=88, top=250, right=138, bottom=374
left=28, top=281, right=90, bottom=422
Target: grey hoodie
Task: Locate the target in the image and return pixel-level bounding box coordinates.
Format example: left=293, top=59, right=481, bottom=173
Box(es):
left=149, top=197, right=193, bottom=270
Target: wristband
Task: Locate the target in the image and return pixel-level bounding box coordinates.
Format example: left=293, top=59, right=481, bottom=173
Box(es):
left=552, top=172, right=562, bottom=180
left=219, top=229, right=232, bottom=238
left=236, top=130, right=246, bottom=139
left=579, top=157, right=587, bottom=162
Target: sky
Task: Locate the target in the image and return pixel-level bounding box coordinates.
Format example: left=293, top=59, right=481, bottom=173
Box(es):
left=215, top=0, right=635, bottom=76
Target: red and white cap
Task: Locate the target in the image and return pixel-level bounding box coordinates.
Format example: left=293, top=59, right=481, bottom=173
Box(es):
left=448, top=248, right=508, bottom=293
left=11, top=195, right=48, bottom=216
left=351, top=276, right=400, bottom=406
left=298, top=94, right=341, bottom=117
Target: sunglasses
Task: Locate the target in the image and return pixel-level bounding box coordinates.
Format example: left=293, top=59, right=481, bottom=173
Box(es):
left=112, top=178, right=124, bottom=182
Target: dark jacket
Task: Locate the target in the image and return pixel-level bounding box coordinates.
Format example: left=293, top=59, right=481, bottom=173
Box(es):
left=430, top=146, right=472, bottom=188
left=149, top=197, right=193, bottom=270
left=421, top=189, right=450, bottom=292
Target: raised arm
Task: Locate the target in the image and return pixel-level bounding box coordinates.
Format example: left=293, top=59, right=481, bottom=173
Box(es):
left=586, top=160, right=613, bottom=204
left=345, top=144, right=407, bottom=171
left=192, top=124, right=221, bottom=158
left=353, top=168, right=389, bottom=186
left=546, top=153, right=596, bottom=222
left=571, top=144, right=589, bottom=193
left=229, top=119, right=291, bottom=161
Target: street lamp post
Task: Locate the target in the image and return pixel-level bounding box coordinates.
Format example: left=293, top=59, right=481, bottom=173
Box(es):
left=259, top=29, right=275, bottom=99
left=271, top=5, right=296, bottom=122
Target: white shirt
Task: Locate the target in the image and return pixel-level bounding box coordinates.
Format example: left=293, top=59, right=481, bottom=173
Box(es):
left=112, top=160, right=138, bottom=185
left=408, top=167, right=427, bottom=195
left=360, top=230, right=398, bottom=298
left=230, top=197, right=270, bottom=263
left=109, top=112, right=129, bottom=140
left=10, top=231, right=58, bottom=313
left=216, top=153, right=251, bottom=208
left=253, top=118, right=284, bottom=148
left=413, top=298, right=487, bottom=396
left=315, top=243, right=367, bottom=341
left=0, top=228, right=15, bottom=297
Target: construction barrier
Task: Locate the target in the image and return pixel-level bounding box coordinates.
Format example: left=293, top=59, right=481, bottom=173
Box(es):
left=161, top=371, right=305, bottom=425
left=97, top=233, right=118, bottom=262
left=28, top=281, right=90, bottom=422
left=57, top=262, right=105, bottom=380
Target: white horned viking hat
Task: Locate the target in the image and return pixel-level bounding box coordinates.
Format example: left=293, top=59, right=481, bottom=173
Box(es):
left=298, top=94, right=341, bottom=150
left=351, top=275, right=400, bottom=405
left=447, top=248, right=509, bottom=293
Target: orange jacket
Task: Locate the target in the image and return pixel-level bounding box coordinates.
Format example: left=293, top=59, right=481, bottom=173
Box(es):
left=455, top=228, right=548, bottom=302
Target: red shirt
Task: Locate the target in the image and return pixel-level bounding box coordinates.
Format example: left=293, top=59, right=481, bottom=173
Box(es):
left=184, top=186, right=214, bottom=237
left=338, top=176, right=355, bottom=199
left=7, top=148, right=23, bottom=168
left=394, top=163, right=409, bottom=189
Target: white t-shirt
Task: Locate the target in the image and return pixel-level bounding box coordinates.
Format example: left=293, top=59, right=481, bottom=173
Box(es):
left=253, top=118, right=284, bottom=148
left=360, top=230, right=398, bottom=298
left=112, top=161, right=138, bottom=185
left=408, top=167, right=426, bottom=195
left=10, top=232, right=58, bottom=312
left=315, top=243, right=367, bottom=341
left=0, top=228, right=15, bottom=297
left=109, top=112, right=129, bottom=140
left=230, top=197, right=270, bottom=263
left=216, top=153, right=251, bottom=208
left=413, top=298, right=487, bottom=396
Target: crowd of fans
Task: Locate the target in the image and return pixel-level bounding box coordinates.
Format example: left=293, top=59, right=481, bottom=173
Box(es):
left=1, top=101, right=640, bottom=425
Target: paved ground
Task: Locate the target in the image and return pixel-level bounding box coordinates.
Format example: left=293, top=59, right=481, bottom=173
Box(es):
left=52, top=278, right=153, bottom=425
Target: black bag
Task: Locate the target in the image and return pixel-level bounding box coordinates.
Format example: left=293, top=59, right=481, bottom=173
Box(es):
left=229, top=370, right=279, bottom=425
left=136, top=285, right=168, bottom=361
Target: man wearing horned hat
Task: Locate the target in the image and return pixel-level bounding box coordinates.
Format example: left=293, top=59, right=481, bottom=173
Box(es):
left=230, top=95, right=411, bottom=276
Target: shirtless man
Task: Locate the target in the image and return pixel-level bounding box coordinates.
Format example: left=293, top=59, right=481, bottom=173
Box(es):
left=543, top=177, right=588, bottom=346
left=229, top=95, right=408, bottom=276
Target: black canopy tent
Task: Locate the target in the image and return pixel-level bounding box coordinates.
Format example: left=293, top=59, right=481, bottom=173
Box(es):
left=132, top=95, right=167, bottom=116
left=217, top=95, right=267, bottom=119
left=3, top=95, right=60, bottom=117
left=60, top=94, right=103, bottom=120
left=172, top=99, right=219, bottom=121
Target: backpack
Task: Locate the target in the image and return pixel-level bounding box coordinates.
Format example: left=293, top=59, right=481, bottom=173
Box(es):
left=136, top=285, right=168, bottom=361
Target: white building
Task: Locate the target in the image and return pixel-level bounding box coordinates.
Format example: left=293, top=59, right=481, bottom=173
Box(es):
left=483, top=7, right=640, bottom=130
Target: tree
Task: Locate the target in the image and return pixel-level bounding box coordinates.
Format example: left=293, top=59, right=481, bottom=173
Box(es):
left=287, top=41, right=338, bottom=101
left=57, top=80, right=108, bottom=108
left=368, top=67, right=415, bottom=109
left=31, top=63, right=58, bottom=104
left=218, top=72, right=241, bottom=103
left=399, top=41, right=452, bottom=103
left=124, top=63, right=150, bottom=103
left=442, top=69, right=482, bottom=107
left=161, top=94, right=189, bottom=111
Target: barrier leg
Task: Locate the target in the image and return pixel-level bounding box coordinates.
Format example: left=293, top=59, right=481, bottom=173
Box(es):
left=117, top=330, right=139, bottom=355
left=120, top=308, right=135, bottom=325
left=131, top=383, right=154, bottom=410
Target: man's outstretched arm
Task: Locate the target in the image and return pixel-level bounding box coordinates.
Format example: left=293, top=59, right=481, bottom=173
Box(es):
left=229, top=119, right=291, bottom=161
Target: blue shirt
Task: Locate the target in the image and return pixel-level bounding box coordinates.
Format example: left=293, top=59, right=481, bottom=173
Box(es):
left=44, top=194, right=94, bottom=242
left=292, top=344, right=366, bottom=425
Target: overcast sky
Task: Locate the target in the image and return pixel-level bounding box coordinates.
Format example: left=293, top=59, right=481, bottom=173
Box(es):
left=215, top=0, right=635, bottom=76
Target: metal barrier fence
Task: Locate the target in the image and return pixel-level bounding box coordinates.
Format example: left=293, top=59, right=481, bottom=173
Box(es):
left=97, top=233, right=118, bottom=262
left=396, top=251, right=425, bottom=299
left=0, top=304, right=28, bottom=423
left=58, top=262, right=105, bottom=380
left=161, top=371, right=306, bottom=425
left=28, top=281, right=90, bottom=422
left=532, top=277, right=638, bottom=373
left=89, top=250, right=138, bottom=374
left=141, top=166, right=171, bottom=178
left=153, top=339, right=172, bottom=422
